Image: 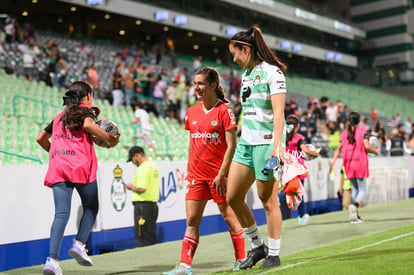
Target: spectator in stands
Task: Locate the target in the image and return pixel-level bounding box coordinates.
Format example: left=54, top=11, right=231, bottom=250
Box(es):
left=4, top=18, right=14, bottom=46
left=370, top=107, right=378, bottom=127
left=337, top=103, right=347, bottom=130
left=124, top=146, right=160, bottom=247
left=23, top=22, right=37, bottom=43
left=285, top=96, right=298, bottom=117
left=56, top=54, right=68, bottom=88
left=192, top=55, right=201, bottom=75
left=123, top=65, right=137, bottom=107
left=325, top=101, right=337, bottom=124
left=319, top=96, right=329, bottom=122
left=325, top=120, right=340, bottom=157
left=165, top=67, right=245, bottom=275
left=404, top=117, right=412, bottom=135
left=408, top=132, right=414, bottom=155
left=227, top=25, right=286, bottom=270
left=36, top=81, right=119, bottom=274
left=112, top=64, right=124, bottom=107
left=0, top=28, right=5, bottom=54
left=143, top=65, right=156, bottom=98
left=360, top=117, right=370, bottom=130
left=386, top=128, right=410, bottom=156
left=22, top=41, right=39, bottom=82
left=165, top=80, right=179, bottom=120
left=179, top=82, right=190, bottom=124
left=87, top=63, right=100, bottom=98
left=81, top=66, right=89, bottom=82
left=136, top=62, right=148, bottom=95
left=152, top=74, right=166, bottom=116
left=307, top=103, right=320, bottom=140
left=298, top=112, right=310, bottom=143
left=130, top=102, right=156, bottom=154
left=45, top=39, right=58, bottom=86
left=330, top=111, right=379, bottom=223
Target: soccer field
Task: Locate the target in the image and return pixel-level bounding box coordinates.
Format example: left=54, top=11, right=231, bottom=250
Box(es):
left=4, top=199, right=414, bottom=275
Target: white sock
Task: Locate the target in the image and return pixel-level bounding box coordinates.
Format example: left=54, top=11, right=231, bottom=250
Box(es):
left=268, top=237, right=281, bottom=256
left=243, top=224, right=263, bottom=249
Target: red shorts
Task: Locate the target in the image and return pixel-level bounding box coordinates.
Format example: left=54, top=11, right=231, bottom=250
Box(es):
left=185, top=178, right=226, bottom=203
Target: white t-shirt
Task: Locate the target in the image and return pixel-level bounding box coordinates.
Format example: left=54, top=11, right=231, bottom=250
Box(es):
left=134, top=109, right=152, bottom=131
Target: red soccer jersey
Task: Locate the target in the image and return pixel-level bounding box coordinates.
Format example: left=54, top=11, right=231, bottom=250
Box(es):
left=185, top=101, right=237, bottom=180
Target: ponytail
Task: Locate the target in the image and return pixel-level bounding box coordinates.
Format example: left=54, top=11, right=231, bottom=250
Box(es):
left=347, top=111, right=360, bottom=145
left=61, top=81, right=95, bottom=132
left=230, top=25, right=287, bottom=73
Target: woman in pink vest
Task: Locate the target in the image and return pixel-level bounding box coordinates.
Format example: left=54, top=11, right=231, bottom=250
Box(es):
left=330, top=111, right=379, bottom=223
left=283, top=115, right=319, bottom=225
left=36, top=81, right=119, bottom=275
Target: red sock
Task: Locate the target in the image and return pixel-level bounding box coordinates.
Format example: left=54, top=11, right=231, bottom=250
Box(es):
left=230, top=230, right=245, bottom=260
left=180, top=236, right=199, bottom=266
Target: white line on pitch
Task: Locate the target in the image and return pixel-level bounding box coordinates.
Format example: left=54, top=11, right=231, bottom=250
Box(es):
left=257, top=231, right=414, bottom=274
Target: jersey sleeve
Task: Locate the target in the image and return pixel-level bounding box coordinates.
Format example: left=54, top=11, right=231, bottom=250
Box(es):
left=44, top=120, right=54, bottom=134
left=267, top=66, right=286, bottom=96
left=221, top=105, right=237, bottom=131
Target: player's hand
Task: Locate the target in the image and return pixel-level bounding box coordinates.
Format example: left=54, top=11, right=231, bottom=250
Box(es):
left=107, top=134, right=120, bottom=148
left=272, top=143, right=285, bottom=163
left=212, top=175, right=227, bottom=197
left=124, top=183, right=134, bottom=190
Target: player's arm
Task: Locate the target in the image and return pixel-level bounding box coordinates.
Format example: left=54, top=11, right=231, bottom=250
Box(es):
left=83, top=117, right=119, bottom=148
left=36, top=120, right=53, bottom=152
left=330, top=143, right=342, bottom=172
left=125, top=183, right=146, bottom=193
left=36, top=130, right=51, bottom=152
left=271, top=93, right=286, bottom=160
left=299, top=140, right=319, bottom=157
left=213, top=127, right=237, bottom=196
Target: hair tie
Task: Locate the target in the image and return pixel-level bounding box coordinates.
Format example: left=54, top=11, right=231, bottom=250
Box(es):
left=231, top=40, right=252, bottom=47
left=62, top=91, right=80, bottom=106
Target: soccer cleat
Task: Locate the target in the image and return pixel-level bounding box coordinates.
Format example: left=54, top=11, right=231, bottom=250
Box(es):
left=68, top=240, right=93, bottom=266
left=233, top=259, right=244, bottom=271
left=239, top=244, right=268, bottom=269
left=348, top=204, right=358, bottom=223
left=298, top=214, right=310, bottom=226
left=163, top=264, right=193, bottom=275
left=43, top=257, right=63, bottom=275
left=260, top=255, right=281, bottom=269
left=351, top=218, right=364, bottom=224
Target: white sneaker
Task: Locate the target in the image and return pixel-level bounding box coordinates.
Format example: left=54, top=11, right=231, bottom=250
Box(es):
left=349, top=205, right=358, bottom=223
left=43, top=257, right=63, bottom=275
left=68, top=240, right=93, bottom=266
left=298, top=214, right=310, bottom=226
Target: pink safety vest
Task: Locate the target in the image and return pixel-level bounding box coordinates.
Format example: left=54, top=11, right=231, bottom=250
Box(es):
left=286, top=133, right=307, bottom=179
left=44, top=104, right=98, bottom=187
left=340, top=127, right=369, bottom=179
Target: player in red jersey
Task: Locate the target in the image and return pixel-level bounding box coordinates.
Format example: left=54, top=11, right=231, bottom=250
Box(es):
left=165, top=67, right=245, bottom=275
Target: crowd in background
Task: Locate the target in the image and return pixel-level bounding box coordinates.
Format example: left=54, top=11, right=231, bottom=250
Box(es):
left=1, top=18, right=414, bottom=158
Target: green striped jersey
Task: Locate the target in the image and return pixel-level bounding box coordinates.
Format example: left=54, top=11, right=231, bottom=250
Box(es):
left=239, top=61, right=286, bottom=145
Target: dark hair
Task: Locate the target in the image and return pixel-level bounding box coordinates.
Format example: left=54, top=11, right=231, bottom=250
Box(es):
left=230, top=25, right=287, bottom=73
left=347, top=111, right=360, bottom=145
left=285, top=115, right=299, bottom=143
left=61, top=81, right=95, bottom=132
left=195, top=67, right=229, bottom=103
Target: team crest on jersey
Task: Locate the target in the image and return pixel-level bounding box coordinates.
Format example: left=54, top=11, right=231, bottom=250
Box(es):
left=211, top=119, right=218, bottom=127
left=253, top=75, right=261, bottom=85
